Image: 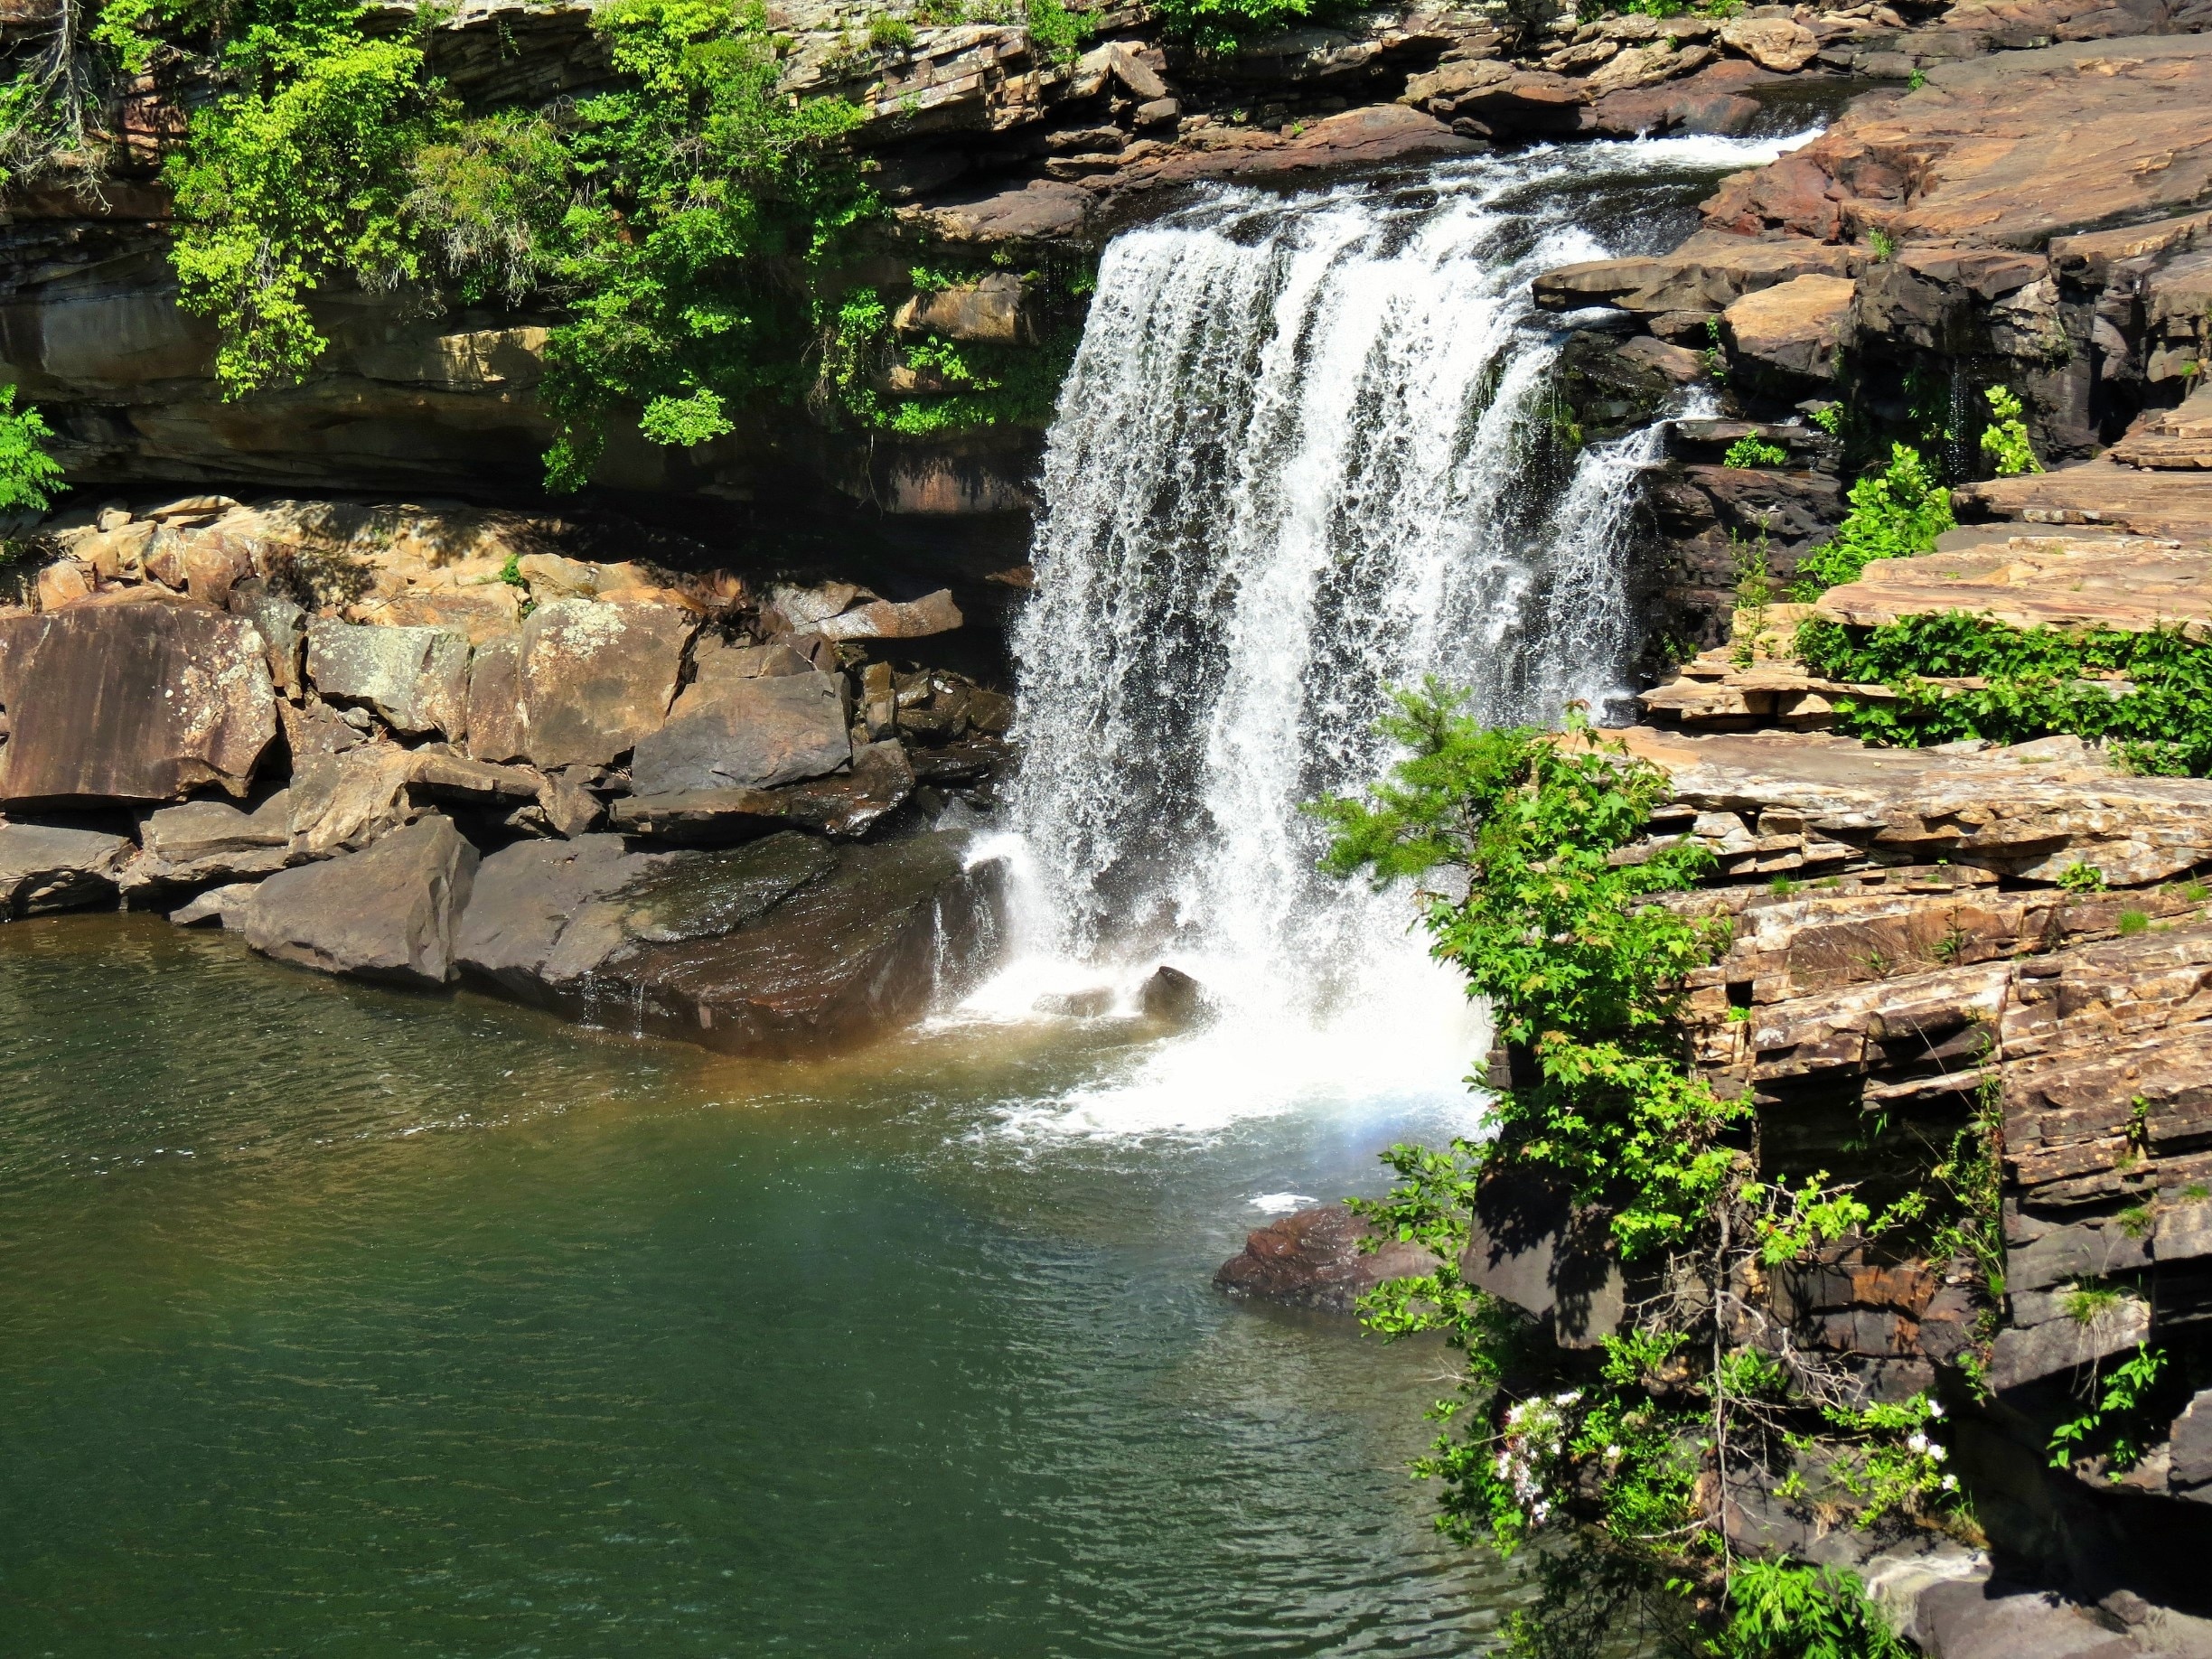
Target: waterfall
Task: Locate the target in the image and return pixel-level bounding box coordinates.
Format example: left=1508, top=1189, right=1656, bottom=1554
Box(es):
left=979, top=133, right=1812, bottom=1138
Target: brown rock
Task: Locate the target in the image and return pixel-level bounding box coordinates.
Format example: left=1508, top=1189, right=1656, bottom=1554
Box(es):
left=1814, top=532, right=2212, bottom=635
left=630, top=670, right=852, bottom=795
left=242, top=813, right=478, bottom=988
left=305, top=617, right=472, bottom=739
left=1721, top=273, right=1856, bottom=385
left=464, top=633, right=526, bottom=764
left=893, top=274, right=1030, bottom=344
left=1534, top=230, right=1850, bottom=315
left=1213, top=1204, right=1433, bottom=1313
left=0, top=820, right=136, bottom=915
left=816, top=589, right=963, bottom=642
left=519, top=598, right=693, bottom=771
left=122, top=792, right=293, bottom=892
left=1961, top=455, right=2212, bottom=541
left=0, top=602, right=276, bottom=805
left=1719, top=15, right=1819, bottom=71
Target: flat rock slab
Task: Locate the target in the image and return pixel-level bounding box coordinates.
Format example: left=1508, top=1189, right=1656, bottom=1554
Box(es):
left=123, top=792, right=293, bottom=891
left=1814, top=532, right=2212, bottom=633
left=0, top=600, right=276, bottom=805
left=630, top=670, right=851, bottom=795
left=0, top=820, right=136, bottom=916
left=1612, top=726, right=2212, bottom=885
left=1962, top=456, right=2212, bottom=541
left=241, top=814, right=478, bottom=987
left=520, top=599, right=693, bottom=772
left=1703, top=36, right=2212, bottom=248
left=614, top=741, right=915, bottom=841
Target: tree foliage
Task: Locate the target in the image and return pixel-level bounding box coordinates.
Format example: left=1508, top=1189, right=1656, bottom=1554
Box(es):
left=0, top=386, right=67, bottom=513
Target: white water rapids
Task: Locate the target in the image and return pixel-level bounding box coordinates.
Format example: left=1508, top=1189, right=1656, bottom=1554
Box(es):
left=958, top=131, right=1814, bottom=1140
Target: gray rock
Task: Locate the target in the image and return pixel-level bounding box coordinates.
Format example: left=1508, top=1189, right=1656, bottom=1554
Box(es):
left=0, top=599, right=277, bottom=805
left=630, top=670, right=852, bottom=794
left=241, top=815, right=478, bottom=986
left=305, top=618, right=472, bottom=739
left=815, top=589, right=964, bottom=642
left=613, top=740, right=914, bottom=842
left=1986, top=1294, right=2151, bottom=1392
left=1457, top=1167, right=1626, bottom=1349
left=228, top=583, right=305, bottom=696
left=1913, top=1578, right=2140, bottom=1659
left=2170, top=1389, right=2212, bottom=1494
left=2006, top=1217, right=2153, bottom=1293
left=0, top=821, right=136, bottom=916
left=122, top=792, right=294, bottom=892
left=167, top=881, right=263, bottom=930
left=277, top=697, right=366, bottom=761
left=1139, top=964, right=1209, bottom=1025
left=454, top=833, right=677, bottom=998
left=520, top=598, right=693, bottom=771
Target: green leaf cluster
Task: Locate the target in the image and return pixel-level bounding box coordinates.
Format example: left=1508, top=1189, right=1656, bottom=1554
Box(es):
left=1795, top=611, right=2212, bottom=776
left=1710, top=1559, right=1908, bottom=1659
left=0, top=387, right=66, bottom=513
left=1979, top=383, right=2040, bottom=477
left=1790, top=442, right=1953, bottom=598
left=1724, top=436, right=1788, bottom=469
left=2047, top=1344, right=2168, bottom=1476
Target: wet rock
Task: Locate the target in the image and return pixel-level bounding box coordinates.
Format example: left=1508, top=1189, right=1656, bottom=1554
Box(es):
left=1139, top=964, right=1209, bottom=1025
left=0, top=600, right=276, bottom=805
left=630, top=670, right=852, bottom=795
left=305, top=618, right=472, bottom=739
left=458, top=829, right=1002, bottom=1056
left=122, top=792, right=293, bottom=893
left=519, top=598, right=693, bottom=772
left=0, top=820, right=136, bottom=916
left=240, top=814, right=478, bottom=987
left=1534, top=230, right=1850, bottom=316
left=1214, top=1204, right=1433, bottom=1313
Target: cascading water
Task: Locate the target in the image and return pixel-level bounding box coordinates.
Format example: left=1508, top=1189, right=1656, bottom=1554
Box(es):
left=973, top=132, right=1813, bottom=1138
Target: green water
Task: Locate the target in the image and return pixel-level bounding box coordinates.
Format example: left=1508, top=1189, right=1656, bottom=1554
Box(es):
left=0, top=915, right=1514, bottom=1656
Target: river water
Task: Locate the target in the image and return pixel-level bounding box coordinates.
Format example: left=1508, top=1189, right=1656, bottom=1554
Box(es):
left=0, top=131, right=1810, bottom=1655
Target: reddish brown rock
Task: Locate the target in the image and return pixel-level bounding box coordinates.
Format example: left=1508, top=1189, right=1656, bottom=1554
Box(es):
left=519, top=598, right=693, bottom=772
left=0, top=599, right=276, bottom=805
left=1214, top=1204, right=1433, bottom=1313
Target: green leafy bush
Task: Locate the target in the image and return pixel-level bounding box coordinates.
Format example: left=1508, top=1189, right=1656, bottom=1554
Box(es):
left=1725, top=436, right=1789, bottom=469
left=1980, top=383, right=2040, bottom=477
left=1711, top=1560, right=1908, bottom=1659
left=0, top=386, right=66, bottom=512
left=1790, top=443, right=1953, bottom=598
left=1794, top=611, right=2212, bottom=775
left=1150, top=0, right=1350, bottom=52
left=2048, top=1345, right=2168, bottom=1476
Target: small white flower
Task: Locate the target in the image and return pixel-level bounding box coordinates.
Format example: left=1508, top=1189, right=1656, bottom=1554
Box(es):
left=1554, top=1390, right=1582, bottom=1407
left=1927, top=1443, right=1948, bottom=1462
left=1606, top=1445, right=1623, bottom=1459
left=1940, top=1474, right=1958, bottom=1492
left=1907, top=1432, right=1928, bottom=1454
left=1926, top=1401, right=1945, bottom=1420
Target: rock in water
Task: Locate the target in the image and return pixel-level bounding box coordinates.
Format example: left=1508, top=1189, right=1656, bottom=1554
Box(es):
left=123, top=793, right=293, bottom=893
left=629, top=670, right=852, bottom=794
left=240, top=815, right=478, bottom=986
left=1139, top=964, right=1209, bottom=1025
left=1213, top=1205, right=1433, bottom=1312
left=452, top=829, right=1003, bottom=1056
left=0, top=821, right=136, bottom=916
left=0, top=601, right=276, bottom=805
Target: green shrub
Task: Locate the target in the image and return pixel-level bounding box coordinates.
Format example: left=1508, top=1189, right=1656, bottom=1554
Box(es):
left=1151, top=0, right=1350, bottom=52
left=1711, top=1559, right=1908, bottom=1659
left=1979, top=383, right=2040, bottom=477
left=1725, top=436, right=1789, bottom=469
left=1790, top=443, right=1953, bottom=597
left=0, top=386, right=65, bottom=512
left=1794, top=611, right=2212, bottom=775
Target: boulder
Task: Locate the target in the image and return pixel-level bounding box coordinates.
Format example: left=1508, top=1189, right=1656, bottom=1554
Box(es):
left=1719, top=15, right=1819, bottom=70
left=122, top=792, right=293, bottom=892
left=228, top=583, right=305, bottom=697
left=1213, top=1204, right=1435, bottom=1312
left=0, top=600, right=276, bottom=805
left=892, top=275, right=1030, bottom=345
left=167, top=880, right=263, bottom=930
left=240, top=814, right=478, bottom=987
left=1720, top=273, right=1856, bottom=386
left=0, top=820, right=136, bottom=915
left=305, top=617, right=471, bottom=739
left=630, top=670, right=851, bottom=796
left=455, top=828, right=998, bottom=1055
left=519, top=598, right=693, bottom=771
left=286, top=744, right=542, bottom=858
left=1139, top=963, right=1210, bottom=1025
left=1533, top=230, right=1850, bottom=316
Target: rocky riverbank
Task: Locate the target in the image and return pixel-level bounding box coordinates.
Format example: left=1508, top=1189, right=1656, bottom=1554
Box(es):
left=0, top=494, right=1013, bottom=1053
